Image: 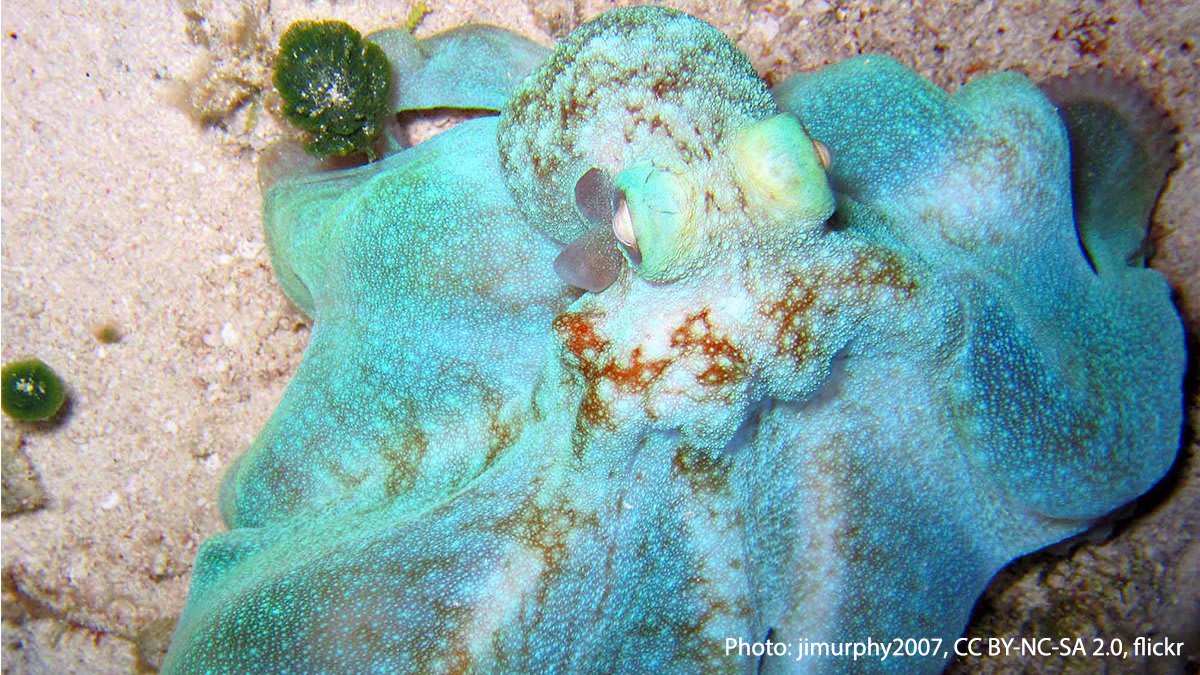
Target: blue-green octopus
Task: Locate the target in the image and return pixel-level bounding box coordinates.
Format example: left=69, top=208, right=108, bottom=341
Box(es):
left=163, top=7, right=1184, bottom=673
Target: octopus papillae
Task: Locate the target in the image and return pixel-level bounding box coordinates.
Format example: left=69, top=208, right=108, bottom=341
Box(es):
left=163, top=7, right=1184, bottom=673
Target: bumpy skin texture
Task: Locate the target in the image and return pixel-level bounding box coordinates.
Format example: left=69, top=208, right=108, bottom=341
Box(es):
left=164, top=7, right=1185, bottom=673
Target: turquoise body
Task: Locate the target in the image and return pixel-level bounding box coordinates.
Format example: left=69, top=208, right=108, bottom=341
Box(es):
left=164, top=7, right=1184, bottom=673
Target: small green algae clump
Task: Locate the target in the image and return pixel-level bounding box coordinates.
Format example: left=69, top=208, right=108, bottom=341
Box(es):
left=1, top=359, right=66, bottom=422
left=274, top=20, right=392, bottom=160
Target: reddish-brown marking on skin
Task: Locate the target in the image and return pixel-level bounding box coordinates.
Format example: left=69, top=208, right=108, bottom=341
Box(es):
left=493, top=491, right=601, bottom=572
left=483, top=414, right=523, bottom=472
left=674, top=137, right=695, bottom=161
left=554, top=311, right=609, bottom=363
left=317, top=452, right=367, bottom=491
left=420, top=590, right=477, bottom=672
left=763, top=249, right=918, bottom=365
left=380, top=422, right=428, bottom=499
left=670, top=309, right=748, bottom=386
left=553, top=311, right=617, bottom=452
left=764, top=277, right=820, bottom=364
left=656, top=569, right=754, bottom=670
left=552, top=312, right=673, bottom=456
left=313, top=553, right=471, bottom=671
left=530, top=152, right=563, bottom=182
left=600, top=347, right=672, bottom=393
left=559, top=95, right=593, bottom=133
left=488, top=487, right=603, bottom=631
left=298, top=385, right=372, bottom=493
left=448, top=364, right=531, bottom=474
left=651, top=74, right=681, bottom=99
left=261, top=457, right=310, bottom=513
left=577, top=346, right=672, bottom=450
left=671, top=443, right=733, bottom=493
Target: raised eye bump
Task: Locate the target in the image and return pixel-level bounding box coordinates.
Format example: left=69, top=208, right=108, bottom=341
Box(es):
left=732, top=113, right=836, bottom=229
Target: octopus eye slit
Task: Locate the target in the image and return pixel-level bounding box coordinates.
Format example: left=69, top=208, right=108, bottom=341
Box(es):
left=573, top=167, right=615, bottom=226
left=612, top=193, right=639, bottom=255
left=812, top=139, right=832, bottom=170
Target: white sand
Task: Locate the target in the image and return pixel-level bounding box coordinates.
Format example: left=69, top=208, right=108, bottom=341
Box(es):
left=2, top=1, right=1196, bottom=671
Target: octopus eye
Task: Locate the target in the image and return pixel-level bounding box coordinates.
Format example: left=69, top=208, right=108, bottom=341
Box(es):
left=732, top=113, right=835, bottom=229
left=610, top=162, right=696, bottom=280
left=557, top=162, right=696, bottom=291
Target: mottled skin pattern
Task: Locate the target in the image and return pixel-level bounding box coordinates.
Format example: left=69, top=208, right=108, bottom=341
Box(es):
left=163, top=7, right=1185, bottom=673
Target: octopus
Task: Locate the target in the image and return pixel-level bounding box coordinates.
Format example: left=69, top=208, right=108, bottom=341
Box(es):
left=162, top=7, right=1184, bottom=673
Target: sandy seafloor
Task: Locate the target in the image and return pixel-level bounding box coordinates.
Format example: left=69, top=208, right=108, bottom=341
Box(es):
left=1, top=0, right=1197, bottom=672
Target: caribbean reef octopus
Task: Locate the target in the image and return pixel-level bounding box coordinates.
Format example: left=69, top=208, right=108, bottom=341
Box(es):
left=163, top=6, right=1184, bottom=673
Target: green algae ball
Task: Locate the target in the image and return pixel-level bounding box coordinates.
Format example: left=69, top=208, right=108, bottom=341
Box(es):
left=274, top=20, right=392, bottom=160
left=2, top=359, right=66, bottom=422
